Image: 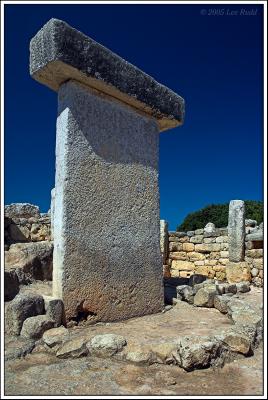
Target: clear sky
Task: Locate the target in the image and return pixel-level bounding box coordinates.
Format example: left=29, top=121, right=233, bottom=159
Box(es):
left=4, top=3, right=263, bottom=230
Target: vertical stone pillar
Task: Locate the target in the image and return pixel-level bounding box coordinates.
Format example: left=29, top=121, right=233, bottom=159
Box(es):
left=50, top=188, right=55, bottom=240
left=226, top=200, right=250, bottom=283
left=30, top=19, right=184, bottom=321
left=228, top=200, right=245, bottom=262
left=160, top=220, right=169, bottom=265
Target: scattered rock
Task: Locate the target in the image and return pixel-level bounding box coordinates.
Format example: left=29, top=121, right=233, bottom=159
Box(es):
left=125, top=349, right=154, bottom=364
left=231, top=309, right=262, bottom=329
left=5, top=293, right=44, bottom=335
left=176, top=285, right=194, bottom=304
left=214, top=294, right=232, bottom=314
left=43, top=296, right=64, bottom=327
left=4, top=336, right=35, bottom=361
left=194, top=287, right=217, bottom=308
left=217, top=330, right=251, bottom=355
left=236, top=281, right=250, bottom=293
left=56, top=336, right=88, bottom=358
left=224, top=284, right=237, bottom=294
left=174, top=336, right=220, bottom=371
left=87, top=334, right=127, bottom=357
left=20, top=315, right=54, bottom=339
left=42, top=326, right=69, bottom=347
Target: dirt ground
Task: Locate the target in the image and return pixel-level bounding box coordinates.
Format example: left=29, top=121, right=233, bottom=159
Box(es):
left=4, top=344, right=263, bottom=396
left=4, top=286, right=264, bottom=396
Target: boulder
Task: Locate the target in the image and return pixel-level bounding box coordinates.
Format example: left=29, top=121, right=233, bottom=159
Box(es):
left=125, top=349, right=154, bottom=364
left=5, top=242, right=53, bottom=283
left=203, top=222, right=217, bottom=237
left=176, top=285, right=194, bottom=304
left=87, top=334, right=127, bottom=357
left=42, top=326, right=69, bottom=347
left=245, top=219, right=257, bottom=227
left=214, top=294, right=232, bottom=314
left=20, top=315, right=54, bottom=339
left=217, top=330, right=251, bottom=355
left=56, top=336, right=89, bottom=358
left=174, top=336, right=220, bottom=371
left=43, top=296, right=64, bottom=327
left=225, top=262, right=251, bottom=284
left=5, top=293, right=44, bottom=335
left=4, top=203, right=40, bottom=219
left=194, top=287, right=217, bottom=308
left=4, top=336, right=35, bottom=361
left=4, top=270, right=19, bottom=301
left=236, top=281, right=250, bottom=293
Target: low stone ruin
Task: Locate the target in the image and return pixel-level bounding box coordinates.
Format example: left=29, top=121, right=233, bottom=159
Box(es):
left=161, top=203, right=263, bottom=287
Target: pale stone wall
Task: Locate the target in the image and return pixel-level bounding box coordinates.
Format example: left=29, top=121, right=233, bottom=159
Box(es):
left=163, top=222, right=263, bottom=286
left=4, top=204, right=51, bottom=247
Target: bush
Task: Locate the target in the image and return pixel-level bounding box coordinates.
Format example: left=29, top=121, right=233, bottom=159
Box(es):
left=177, top=200, right=263, bottom=231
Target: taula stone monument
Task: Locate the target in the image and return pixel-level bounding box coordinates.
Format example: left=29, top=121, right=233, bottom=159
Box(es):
left=30, top=19, right=185, bottom=321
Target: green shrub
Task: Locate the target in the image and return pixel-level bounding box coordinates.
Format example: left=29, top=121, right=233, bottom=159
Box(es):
left=177, top=200, right=263, bottom=231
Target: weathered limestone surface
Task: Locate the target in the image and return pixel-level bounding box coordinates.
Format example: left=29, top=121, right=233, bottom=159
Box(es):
left=228, top=200, right=245, bottom=262
left=52, top=81, right=164, bottom=320
left=30, top=18, right=184, bottom=132
left=30, top=19, right=185, bottom=321
left=160, top=220, right=169, bottom=264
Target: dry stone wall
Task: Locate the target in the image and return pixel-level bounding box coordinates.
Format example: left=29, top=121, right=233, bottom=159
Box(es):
left=162, top=220, right=263, bottom=286
left=4, top=204, right=51, bottom=248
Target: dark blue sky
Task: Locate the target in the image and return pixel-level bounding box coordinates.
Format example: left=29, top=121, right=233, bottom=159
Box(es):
left=4, top=4, right=263, bottom=229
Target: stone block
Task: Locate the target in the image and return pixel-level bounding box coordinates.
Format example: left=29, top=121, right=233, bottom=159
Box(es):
left=194, top=287, right=217, bottom=307
left=169, top=242, right=183, bottom=252
left=171, top=260, right=195, bottom=271
left=43, top=296, right=64, bottom=327
left=5, top=293, right=45, bottom=335
left=245, top=249, right=263, bottom=258
left=220, top=242, right=229, bottom=251
left=203, top=238, right=216, bottom=244
left=43, top=326, right=69, bottom=347
left=190, top=235, right=203, bottom=244
left=228, top=200, right=245, bottom=262
left=226, top=262, right=251, bottom=284
left=182, top=242, right=195, bottom=252
left=194, top=265, right=209, bottom=276
left=214, top=294, right=232, bottom=313
left=20, top=315, right=54, bottom=339
left=170, top=251, right=187, bottom=260
left=195, top=243, right=221, bottom=253
left=188, top=251, right=206, bottom=261
left=194, top=229, right=204, bottom=235
left=30, top=19, right=184, bottom=132
left=86, top=334, right=127, bottom=357
left=216, top=236, right=229, bottom=243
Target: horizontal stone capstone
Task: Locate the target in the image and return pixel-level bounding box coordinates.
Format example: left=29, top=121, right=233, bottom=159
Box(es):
left=30, top=18, right=185, bottom=132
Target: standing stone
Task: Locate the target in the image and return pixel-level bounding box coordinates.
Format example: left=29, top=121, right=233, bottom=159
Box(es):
left=50, top=188, right=55, bottom=240
left=228, top=200, right=245, bottom=262
left=30, top=19, right=184, bottom=321
left=160, top=220, right=169, bottom=264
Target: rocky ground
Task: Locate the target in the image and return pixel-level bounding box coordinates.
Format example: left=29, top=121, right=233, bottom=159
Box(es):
left=5, top=286, right=263, bottom=396
left=4, top=345, right=263, bottom=396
